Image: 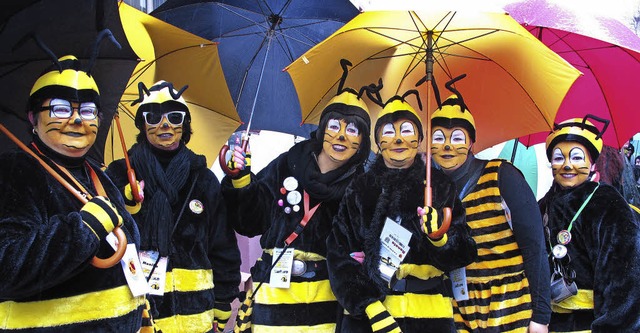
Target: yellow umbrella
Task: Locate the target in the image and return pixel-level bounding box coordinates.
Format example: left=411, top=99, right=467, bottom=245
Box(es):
left=104, top=3, right=240, bottom=166
left=286, top=9, right=580, bottom=207
left=286, top=9, right=581, bottom=153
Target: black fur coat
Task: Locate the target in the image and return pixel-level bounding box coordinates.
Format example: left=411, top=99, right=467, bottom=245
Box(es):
left=0, top=141, right=144, bottom=332
left=539, top=181, right=640, bottom=332
left=327, top=156, right=477, bottom=332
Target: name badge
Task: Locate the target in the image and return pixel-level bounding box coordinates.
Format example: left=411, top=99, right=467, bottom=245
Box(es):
left=269, top=247, right=294, bottom=289
left=450, top=267, right=469, bottom=301
left=379, top=218, right=412, bottom=283
left=139, top=250, right=169, bottom=296
left=106, top=233, right=149, bottom=297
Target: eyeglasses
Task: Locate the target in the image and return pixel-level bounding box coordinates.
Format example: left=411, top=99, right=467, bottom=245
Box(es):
left=142, top=111, right=186, bottom=126
left=40, top=100, right=98, bottom=120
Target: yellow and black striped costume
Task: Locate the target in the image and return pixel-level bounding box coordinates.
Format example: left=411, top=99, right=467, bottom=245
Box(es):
left=0, top=141, right=146, bottom=332
left=451, top=158, right=549, bottom=333
left=326, top=157, right=477, bottom=332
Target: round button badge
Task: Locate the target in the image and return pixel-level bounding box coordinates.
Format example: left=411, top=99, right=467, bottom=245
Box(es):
left=189, top=199, right=204, bottom=214
left=557, top=230, right=572, bottom=245
left=283, top=177, right=298, bottom=191
left=552, top=244, right=567, bottom=259
left=287, top=190, right=302, bottom=205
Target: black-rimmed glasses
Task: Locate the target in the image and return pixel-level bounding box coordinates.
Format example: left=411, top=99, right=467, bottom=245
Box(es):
left=40, top=100, right=98, bottom=120
left=142, top=111, right=186, bottom=126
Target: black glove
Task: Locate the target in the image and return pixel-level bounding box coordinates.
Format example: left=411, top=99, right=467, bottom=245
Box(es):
left=214, top=301, right=232, bottom=332
left=229, top=145, right=251, bottom=188
left=365, top=301, right=401, bottom=333
left=418, top=206, right=448, bottom=246
left=80, top=196, right=123, bottom=241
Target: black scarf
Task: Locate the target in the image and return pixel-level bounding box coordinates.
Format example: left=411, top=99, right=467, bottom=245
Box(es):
left=129, top=142, right=204, bottom=256
left=287, top=139, right=363, bottom=202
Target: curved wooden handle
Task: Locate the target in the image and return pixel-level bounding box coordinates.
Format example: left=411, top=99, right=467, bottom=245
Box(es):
left=219, top=139, right=248, bottom=177
left=0, top=123, right=129, bottom=269
left=428, top=207, right=452, bottom=240
left=91, top=227, right=127, bottom=268
left=127, top=169, right=142, bottom=202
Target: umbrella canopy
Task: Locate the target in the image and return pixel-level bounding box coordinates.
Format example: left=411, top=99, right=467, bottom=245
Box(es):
left=0, top=0, right=138, bottom=164
left=107, top=3, right=240, bottom=166
left=151, top=0, right=360, bottom=138
left=286, top=9, right=581, bottom=153
left=506, top=0, right=640, bottom=149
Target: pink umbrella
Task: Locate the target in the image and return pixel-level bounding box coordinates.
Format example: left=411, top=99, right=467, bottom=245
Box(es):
left=505, top=0, right=640, bottom=149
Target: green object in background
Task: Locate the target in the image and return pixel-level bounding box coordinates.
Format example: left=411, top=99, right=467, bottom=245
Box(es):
left=498, top=139, right=538, bottom=197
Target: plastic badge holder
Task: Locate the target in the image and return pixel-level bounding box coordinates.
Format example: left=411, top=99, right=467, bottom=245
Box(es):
left=550, top=272, right=577, bottom=303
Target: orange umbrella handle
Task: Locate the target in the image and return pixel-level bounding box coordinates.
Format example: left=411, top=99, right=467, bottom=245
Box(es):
left=219, top=139, right=249, bottom=177
left=428, top=207, right=452, bottom=239
left=0, top=123, right=127, bottom=268
left=91, top=227, right=127, bottom=268
left=114, top=114, right=142, bottom=203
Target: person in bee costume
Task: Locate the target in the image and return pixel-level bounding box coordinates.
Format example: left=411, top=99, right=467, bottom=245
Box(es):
left=538, top=115, right=640, bottom=332
left=0, top=31, right=147, bottom=332
left=221, top=59, right=374, bottom=332
left=326, top=89, right=477, bottom=333
left=430, top=77, right=550, bottom=333
left=106, top=80, right=241, bottom=333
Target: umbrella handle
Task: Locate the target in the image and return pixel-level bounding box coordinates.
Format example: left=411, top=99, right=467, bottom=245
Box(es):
left=428, top=207, right=452, bottom=239
left=114, top=114, right=142, bottom=203
left=0, top=123, right=127, bottom=269
left=91, top=227, right=127, bottom=268
left=219, top=139, right=249, bottom=177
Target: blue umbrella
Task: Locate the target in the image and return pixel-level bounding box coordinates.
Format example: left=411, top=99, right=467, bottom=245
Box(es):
left=152, top=0, right=359, bottom=138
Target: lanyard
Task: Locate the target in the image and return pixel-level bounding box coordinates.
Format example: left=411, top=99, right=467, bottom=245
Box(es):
left=31, top=143, right=107, bottom=200
left=284, top=191, right=320, bottom=246
left=547, top=184, right=599, bottom=251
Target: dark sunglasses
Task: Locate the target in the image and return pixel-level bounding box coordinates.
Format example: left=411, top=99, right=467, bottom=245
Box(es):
left=142, top=111, right=186, bottom=126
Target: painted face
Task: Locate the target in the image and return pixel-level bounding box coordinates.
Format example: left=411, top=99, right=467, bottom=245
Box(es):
left=431, top=126, right=471, bottom=172
left=322, top=118, right=362, bottom=166
left=33, top=98, right=99, bottom=158
left=377, top=119, right=419, bottom=169
left=144, top=111, right=185, bottom=151
left=551, top=141, right=593, bottom=188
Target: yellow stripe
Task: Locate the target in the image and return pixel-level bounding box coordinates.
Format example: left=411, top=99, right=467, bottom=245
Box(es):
left=467, top=256, right=523, bottom=271
left=552, top=289, right=594, bottom=312
left=467, top=215, right=506, bottom=230
left=84, top=200, right=116, bottom=231
left=396, top=263, right=443, bottom=280
left=251, top=323, right=336, bottom=332
left=165, top=268, right=213, bottom=293
left=463, top=276, right=529, bottom=295
left=456, top=308, right=532, bottom=331
left=30, top=69, right=99, bottom=95
left=0, top=285, right=144, bottom=329
left=154, top=310, right=214, bottom=333
left=473, top=228, right=515, bottom=244
left=457, top=293, right=531, bottom=316
left=383, top=293, right=453, bottom=318
left=477, top=242, right=519, bottom=256
left=254, top=280, right=336, bottom=304
left=372, top=315, right=397, bottom=331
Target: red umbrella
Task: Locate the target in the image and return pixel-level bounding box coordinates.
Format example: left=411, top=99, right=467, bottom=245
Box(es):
left=505, top=0, right=640, bottom=149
